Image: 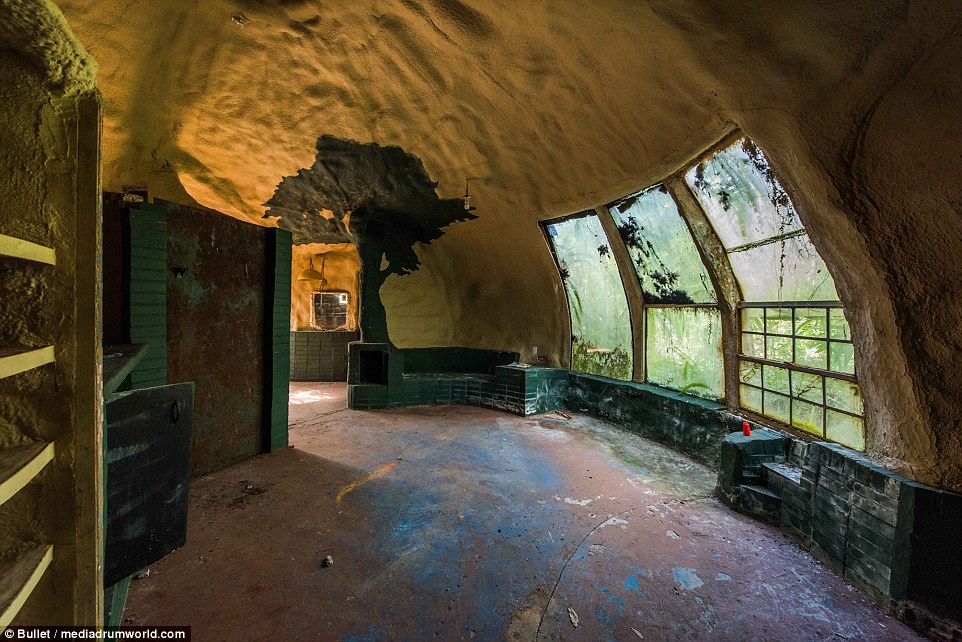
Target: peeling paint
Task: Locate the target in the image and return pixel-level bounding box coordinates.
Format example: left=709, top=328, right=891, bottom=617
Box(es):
left=672, top=567, right=704, bottom=591
left=598, top=516, right=628, bottom=530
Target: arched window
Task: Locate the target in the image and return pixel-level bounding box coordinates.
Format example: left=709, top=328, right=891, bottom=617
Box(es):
left=685, top=138, right=863, bottom=450
left=544, top=212, right=633, bottom=381
left=543, top=135, right=865, bottom=450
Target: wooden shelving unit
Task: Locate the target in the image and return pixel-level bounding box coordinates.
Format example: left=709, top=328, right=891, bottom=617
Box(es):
left=103, top=344, right=147, bottom=397
left=0, top=442, right=55, bottom=506
left=0, top=546, right=54, bottom=628
left=0, top=347, right=55, bottom=380
left=0, top=233, right=55, bottom=265
left=0, top=234, right=59, bottom=624
left=0, top=443, right=55, bottom=623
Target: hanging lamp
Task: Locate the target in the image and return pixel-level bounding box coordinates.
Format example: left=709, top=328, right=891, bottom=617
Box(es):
left=297, top=256, right=328, bottom=286
left=463, top=178, right=477, bottom=211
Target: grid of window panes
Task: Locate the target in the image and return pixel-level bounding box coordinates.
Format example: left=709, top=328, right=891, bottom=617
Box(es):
left=738, top=303, right=864, bottom=449
left=541, top=135, right=866, bottom=451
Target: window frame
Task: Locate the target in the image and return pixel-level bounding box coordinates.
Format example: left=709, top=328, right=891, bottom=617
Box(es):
left=540, top=210, right=636, bottom=382
left=310, top=290, right=351, bottom=332
left=540, top=131, right=867, bottom=450
left=736, top=301, right=863, bottom=447
left=682, top=135, right=864, bottom=448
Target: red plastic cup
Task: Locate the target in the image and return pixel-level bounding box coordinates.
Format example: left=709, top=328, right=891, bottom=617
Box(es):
left=742, top=421, right=752, bottom=437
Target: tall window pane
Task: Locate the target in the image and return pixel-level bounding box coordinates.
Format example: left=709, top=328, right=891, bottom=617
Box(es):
left=545, top=213, right=633, bottom=381
left=608, top=185, right=716, bottom=303
left=646, top=308, right=724, bottom=399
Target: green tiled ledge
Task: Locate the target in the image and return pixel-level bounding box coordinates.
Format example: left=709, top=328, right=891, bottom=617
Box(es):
left=718, top=430, right=962, bottom=630
left=346, top=343, right=567, bottom=416
left=348, top=366, right=568, bottom=416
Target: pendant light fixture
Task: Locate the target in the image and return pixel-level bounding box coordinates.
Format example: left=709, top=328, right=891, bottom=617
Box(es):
left=297, top=255, right=328, bottom=287
left=463, top=178, right=477, bottom=212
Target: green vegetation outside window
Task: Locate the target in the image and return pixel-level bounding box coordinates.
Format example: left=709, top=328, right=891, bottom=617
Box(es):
left=608, top=185, right=723, bottom=399
left=685, top=138, right=837, bottom=302
left=545, top=213, right=633, bottom=381
left=542, top=136, right=865, bottom=451
left=608, top=184, right=716, bottom=304
left=645, top=307, right=724, bottom=399
left=686, top=138, right=863, bottom=449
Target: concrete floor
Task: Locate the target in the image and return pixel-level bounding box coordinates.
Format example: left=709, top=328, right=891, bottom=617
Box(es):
left=125, top=383, right=924, bottom=641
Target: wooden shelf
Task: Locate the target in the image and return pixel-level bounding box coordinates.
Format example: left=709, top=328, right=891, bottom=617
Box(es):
left=0, top=442, right=54, bottom=506
left=0, top=347, right=55, bottom=380
left=0, top=546, right=53, bottom=628
left=103, top=344, right=147, bottom=397
left=0, top=234, right=55, bottom=265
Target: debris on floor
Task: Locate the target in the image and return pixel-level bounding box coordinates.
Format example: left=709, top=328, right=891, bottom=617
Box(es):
left=323, top=555, right=334, bottom=567
left=335, top=462, right=398, bottom=503
left=122, top=387, right=927, bottom=642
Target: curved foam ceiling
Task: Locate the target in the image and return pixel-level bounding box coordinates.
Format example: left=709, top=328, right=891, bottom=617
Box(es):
left=42, top=0, right=962, bottom=489
left=55, top=0, right=901, bottom=229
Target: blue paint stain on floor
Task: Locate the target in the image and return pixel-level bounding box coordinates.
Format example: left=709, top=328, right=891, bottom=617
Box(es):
left=345, top=420, right=580, bottom=640
left=392, top=521, right=415, bottom=536
left=595, top=603, right=616, bottom=626
left=594, top=604, right=619, bottom=642
left=672, top=567, right=704, bottom=591
left=598, top=587, right=626, bottom=610
left=716, top=572, right=731, bottom=581
left=624, top=566, right=653, bottom=594
left=343, top=626, right=388, bottom=642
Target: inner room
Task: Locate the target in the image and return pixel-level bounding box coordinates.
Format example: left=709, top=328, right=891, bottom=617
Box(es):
left=0, top=1, right=960, bottom=640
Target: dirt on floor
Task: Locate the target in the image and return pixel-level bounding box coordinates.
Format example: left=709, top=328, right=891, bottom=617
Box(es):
left=124, top=383, right=923, bottom=641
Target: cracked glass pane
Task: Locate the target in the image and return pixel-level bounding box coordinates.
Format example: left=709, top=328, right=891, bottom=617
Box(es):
left=727, top=234, right=838, bottom=301
left=546, top=214, right=633, bottom=381
left=685, top=138, right=802, bottom=248
left=686, top=138, right=839, bottom=302
left=608, top=184, right=716, bottom=303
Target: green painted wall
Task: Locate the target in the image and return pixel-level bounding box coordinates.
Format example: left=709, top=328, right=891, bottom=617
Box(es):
left=264, top=228, right=291, bottom=451
left=290, top=331, right=358, bottom=382
left=126, top=205, right=167, bottom=389
left=565, top=372, right=736, bottom=468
